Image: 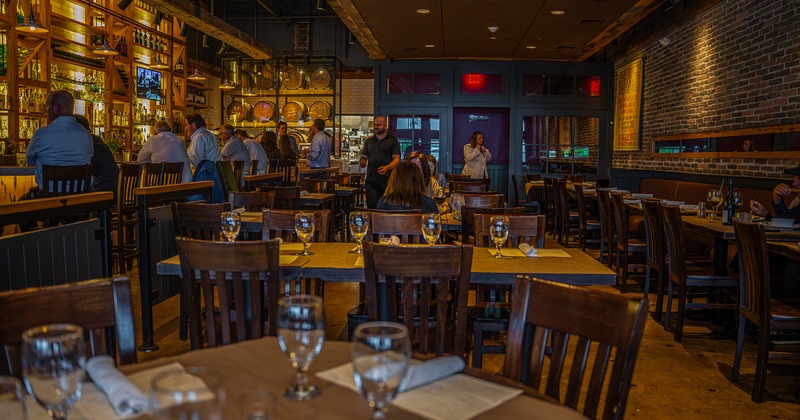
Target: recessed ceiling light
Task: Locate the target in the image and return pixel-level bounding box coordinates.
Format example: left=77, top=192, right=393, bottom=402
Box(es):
left=416, top=8, right=430, bottom=14
left=490, top=36, right=497, bottom=40
left=488, top=26, right=499, bottom=33
left=526, top=45, right=537, bottom=49
left=550, top=10, right=565, bottom=15
left=425, top=44, right=435, bottom=48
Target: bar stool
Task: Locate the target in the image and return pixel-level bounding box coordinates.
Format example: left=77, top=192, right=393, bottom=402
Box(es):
left=112, top=162, right=141, bottom=274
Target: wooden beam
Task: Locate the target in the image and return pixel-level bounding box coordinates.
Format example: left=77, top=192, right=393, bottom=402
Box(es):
left=328, top=0, right=386, bottom=60
left=574, top=0, right=664, bottom=62
left=138, top=0, right=272, bottom=60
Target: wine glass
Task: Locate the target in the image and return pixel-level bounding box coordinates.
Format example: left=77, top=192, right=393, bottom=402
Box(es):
left=349, top=211, right=369, bottom=254
left=707, top=189, right=721, bottom=222
left=149, top=367, right=225, bottom=420
left=0, top=376, right=27, bottom=419
left=21, top=324, right=86, bottom=420
left=220, top=211, right=241, bottom=242
left=351, top=322, right=411, bottom=419
left=421, top=213, right=442, bottom=246
left=294, top=212, right=315, bottom=256
left=733, top=191, right=743, bottom=210
left=489, top=215, right=510, bottom=259
left=450, top=193, right=465, bottom=220
left=277, top=295, right=325, bottom=401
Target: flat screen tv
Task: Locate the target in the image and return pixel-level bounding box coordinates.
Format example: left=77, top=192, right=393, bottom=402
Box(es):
left=136, top=67, right=162, bottom=101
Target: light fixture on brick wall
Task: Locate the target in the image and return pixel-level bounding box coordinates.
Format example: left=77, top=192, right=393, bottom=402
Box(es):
left=659, top=36, right=671, bottom=46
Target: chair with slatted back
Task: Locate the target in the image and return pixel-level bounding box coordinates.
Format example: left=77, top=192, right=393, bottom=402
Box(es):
left=611, top=192, right=647, bottom=292
left=368, top=212, right=426, bottom=244
left=662, top=204, right=737, bottom=342
left=232, top=160, right=245, bottom=188
left=461, top=205, right=522, bottom=245
left=230, top=191, right=275, bottom=212
left=574, top=183, right=601, bottom=251
left=552, top=179, right=580, bottom=246
left=470, top=214, right=546, bottom=368
left=732, top=221, right=800, bottom=402
left=172, top=202, right=228, bottom=241
left=0, top=277, right=137, bottom=376
left=140, top=162, right=163, bottom=187
left=597, top=189, right=616, bottom=267
left=462, top=193, right=500, bottom=208
left=260, top=186, right=300, bottom=210
left=446, top=173, right=471, bottom=183
left=642, top=199, right=668, bottom=321
left=511, top=174, right=539, bottom=214
left=453, top=182, right=487, bottom=193
left=41, top=164, right=93, bottom=197
left=300, top=178, right=335, bottom=194
left=504, top=276, right=647, bottom=420
left=161, top=162, right=184, bottom=185
left=250, top=160, right=259, bottom=176
left=175, top=237, right=281, bottom=349
left=542, top=177, right=556, bottom=234
left=113, top=163, right=141, bottom=274
left=278, top=159, right=298, bottom=186
left=363, top=242, right=473, bottom=357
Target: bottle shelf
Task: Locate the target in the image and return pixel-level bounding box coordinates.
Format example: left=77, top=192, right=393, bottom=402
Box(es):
left=51, top=55, right=106, bottom=70
left=186, top=101, right=207, bottom=108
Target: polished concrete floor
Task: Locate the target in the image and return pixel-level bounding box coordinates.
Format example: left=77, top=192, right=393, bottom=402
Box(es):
left=127, top=238, right=800, bottom=419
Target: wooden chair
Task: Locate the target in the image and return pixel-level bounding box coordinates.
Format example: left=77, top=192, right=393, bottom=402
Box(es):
left=461, top=205, right=523, bottom=245
left=446, top=173, right=471, bottom=183
left=172, top=202, right=228, bottom=241
left=511, top=174, right=539, bottom=214
left=597, top=189, right=616, bottom=267
left=611, top=192, right=647, bottom=292
left=542, top=177, right=556, bottom=234
left=249, top=160, right=259, bottom=176
left=175, top=237, right=281, bottom=349
left=141, top=162, right=163, bottom=187
left=732, top=221, right=800, bottom=402
left=641, top=199, right=667, bottom=320
left=462, top=193, right=501, bottom=208
left=470, top=214, right=545, bottom=368
left=277, top=159, right=298, bottom=186
left=300, top=178, right=335, bottom=194
left=661, top=204, right=737, bottom=342
left=363, top=242, right=473, bottom=357
left=453, top=182, right=487, bottom=193
left=574, top=183, right=601, bottom=251
left=566, top=174, right=585, bottom=182
left=0, top=277, right=136, bottom=376
left=41, top=164, right=93, bottom=197
left=112, top=162, right=141, bottom=274
left=368, top=212, right=426, bottom=244
left=232, top=160, right=245, bottom=188
left=524, top=173, right=542, bottom=182
left=552, top=179, right=580, bottom=246
left=161, top=162, right=184, bottom=185
left=260, top=186, right=299, bottom=210
left=229, top=191, right=275, bottom=212
left=504, top=276, right=648, bottom=420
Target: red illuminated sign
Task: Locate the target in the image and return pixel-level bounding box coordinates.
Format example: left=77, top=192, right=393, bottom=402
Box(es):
left=463, top=73, right=486, bottom=89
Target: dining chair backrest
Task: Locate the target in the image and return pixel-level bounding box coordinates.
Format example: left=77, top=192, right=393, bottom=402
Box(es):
left=0, top=277, right=136, bottom=376
left=300, top=178, right=336, bottom=194
left=368, top=212, right=425, bottom=244
left=175, top=237, right=281, bottom=348
left=117, top=162, right=142, bottom=212
left=733, top=221, right=770, bottom=326
left=267, top=159, right=280, bottom=173
left=260, top=186, right=300, bottom=209
left=462, top=206, right=524, bottom=244
left=141, top=162, right=163, bottom=187
left=573, top=183, right=591, bottom=228
left=463, top=193, right=501, bottom=208
left=525, top=173, right=543, bottom=182
left=611, top=193, right=633, bottom=251
left=510, top=174, right=523, bottom=207
left=597, top=189, right=615, bottom=241
left=504, top=276, right=648, bottom=420
left=567, top=174, right=585, bottom=183
left=278, top=159, right=298, bottom=185
left=446, top=173, right=471, bottom=183
left=641, top=199, right=665, bottom=267
left=161, top=162, right=184, bottom=186
left=453, top=182, right=487, bottom=193
left=250, top=160, right=259, bottom=176
left=232, top=160, right=245, bottom=188
left=229, top=191, right=275, bottom=212
left=261, top=209, right=331, bottom=242
left=363, top=242, right=473, bottom=357
left=474, top=213, right=545, bottom=248
left=661, top=204, right=687, bottom=284
left=41, top=164, right=93, bottom=197
left=171, top=202, right=228, bottom=241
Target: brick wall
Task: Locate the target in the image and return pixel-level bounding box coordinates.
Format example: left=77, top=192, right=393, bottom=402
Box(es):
left=612, top=0, right=800, bottom=179
left=341, top=78, right=374, bottom=115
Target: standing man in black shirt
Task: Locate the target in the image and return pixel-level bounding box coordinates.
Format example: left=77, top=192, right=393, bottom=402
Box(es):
left=360, top=116, right=400, bottom=208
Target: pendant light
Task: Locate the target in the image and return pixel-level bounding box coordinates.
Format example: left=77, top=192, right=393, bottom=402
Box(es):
left=218, top=79, right=236, bottom=90
left=241, top=86, right=257, bottom=97
left=187, top=28, right=206, bottom=81
left=17, top=11, right=48, bottom=34
left=94, top=36, right=119, bottom=56
left=151, top=54, right=169, bottom=69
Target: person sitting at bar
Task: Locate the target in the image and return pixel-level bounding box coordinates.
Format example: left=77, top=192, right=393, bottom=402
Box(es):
left=406, top=151, right=442, bottom=197
left=377, top=161, right=439, bottom=213
left=219, top=124, right=251, bottom=177
left=73, top=114, right=119, bottom=195
left=26, top=90, right=93, bottom=193
left=185, top=113, right=221, bottom=168
left=236, top=128, right=269, bottom=175
left=306, top=119, right=332, bottom=169
left=750, top=165, right=800, bottom=222
left=138, top=120, right=193, bottom=183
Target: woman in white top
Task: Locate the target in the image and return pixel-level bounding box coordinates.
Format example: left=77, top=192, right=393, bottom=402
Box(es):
left=462, top=131, right=491, bottom=179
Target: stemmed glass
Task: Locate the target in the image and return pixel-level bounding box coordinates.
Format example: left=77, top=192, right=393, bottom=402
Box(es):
left=351, top=322, right=411, bottom=419
left=277, top=295, right=325, bottom=401
left=220, top=211, right=241, bottom=242
left=21, top=324, right=86, bottom=420
left=489, top=215, right=511, bottom=259
left=707, top=189, right=721, bottom=222
left=0, top=376, right=27, bottom=419
left=294, top=212, right=315, bottom=256
left=733, top=191, right=743, bottom=210
left=149, top=367, right=224, bottom=420
left=450, top=193, right=464, bottom=220
left=421, top=213, right=442, bottom=246
left=349, top=211, right=369, bottom=254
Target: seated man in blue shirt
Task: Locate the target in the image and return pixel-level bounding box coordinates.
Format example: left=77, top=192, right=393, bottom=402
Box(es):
left=305, top=119, right=332, bottom=169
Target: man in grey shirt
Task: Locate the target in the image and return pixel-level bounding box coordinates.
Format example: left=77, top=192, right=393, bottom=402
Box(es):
left=220, top=124, right=251, bottom=177
left=236, top=129, right=268, bottom=175
left=185, top=113, right=221, bottom=167
left=138, top=120, right=193, bottom=182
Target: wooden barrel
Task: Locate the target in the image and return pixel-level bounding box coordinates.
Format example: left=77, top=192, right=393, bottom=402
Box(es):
left=308, top=101, right=332, bottom=120
left=281, top=65, right=304, bottom=90
left=282, top=101, right=308, bottom=122
left=226, top=100, right=253, bottom=123
left=309, top=67, right=331, bottom=89
left=253, top=101, right=278, bottom=122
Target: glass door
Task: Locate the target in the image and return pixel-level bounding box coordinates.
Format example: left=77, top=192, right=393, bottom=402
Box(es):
left=387, top=114, right=441, bottom=160
left=522, top=115, right=600, bottom=175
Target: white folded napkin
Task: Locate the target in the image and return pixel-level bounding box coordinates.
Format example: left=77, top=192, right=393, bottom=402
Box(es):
left=86, top=356, right=148, bottom=416
left=231, top=207, right=247, bottom=214
left=518, top=243, right=538, bottom=257
left=398, top=356, right=465, bottom=393
left=379, top=235, right=401, bottom=246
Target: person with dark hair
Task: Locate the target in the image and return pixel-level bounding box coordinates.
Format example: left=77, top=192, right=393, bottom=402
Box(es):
left=278, top=132, right=298, bottom=160
left=377, top=161, right=439, bottom=213
left=405, top=151, right=442, bottom=197
left=426, top=154, right=448, bottom=192
left=236, top=128, right=269, bottom=175
left=26, top=90, right=93, bottom=192
left=751, top=165, right=800, bottom=223
left=462, top=130, right=491, bottom=179
left=220, top=124, right=251, bottom=176
left=277, top=121, right=300, bottom=157
left=306, top=118, right=332, bottom=168
left=360, top=116, right=400, bottom=208
left=138, top=120, right=193, bottom=182
left=259, top=130, right=281, bottom=163
left=74, top=114, right=119, bottom=195
left=737, top=138, right=756, bottom=152
left=185, top=113, right=220, bottom=167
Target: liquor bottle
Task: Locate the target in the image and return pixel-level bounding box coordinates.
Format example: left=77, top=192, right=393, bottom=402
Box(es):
left=723, top=178, right=735, bottom=226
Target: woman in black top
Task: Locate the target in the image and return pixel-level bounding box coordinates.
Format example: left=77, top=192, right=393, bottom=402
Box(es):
left=377, top=161, right=439, bottom=213
left=263, top=131, right=282, bottom=161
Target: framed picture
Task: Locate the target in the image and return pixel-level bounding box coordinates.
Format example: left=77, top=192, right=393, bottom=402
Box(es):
left=0, top=140, right=5, bottom=155
left=613, top=58, right=643, bottom=151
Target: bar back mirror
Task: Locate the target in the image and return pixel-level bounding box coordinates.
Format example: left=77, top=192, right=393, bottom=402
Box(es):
left=652, top=124, right=800, bottom=157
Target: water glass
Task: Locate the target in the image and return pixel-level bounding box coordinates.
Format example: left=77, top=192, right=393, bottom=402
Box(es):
left=351, top=322, right=411, bottom=419
left=239, top=389, right=275, bottom=420
left=450, top=193, right=464, bottom=220
left=349, top=211, right=369, bottom=254
left=489, top=215, right=510, bottom=258
left=221, top=211, right=241, bottom=242
left=149, top=367, right=225, bottom=420
left=21, top=324, right=86, bottom=420
left=294, top=213, right=315, bottom=256
left=277, top=295, right=325, bottom=401
left=421, top=213, right=442, bottom=246
left=0, top=376, right=27, bottom=420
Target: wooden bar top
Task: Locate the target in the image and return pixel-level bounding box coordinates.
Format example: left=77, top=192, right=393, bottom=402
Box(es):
left=0, top=191, right=113, bottom=216
left=242, top=172, right=283, bottom=182
left=133, top=181, right=214, bottom=196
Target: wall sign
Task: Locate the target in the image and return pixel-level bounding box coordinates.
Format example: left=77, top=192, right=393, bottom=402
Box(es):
left=613, top=58, right=643, bottom=151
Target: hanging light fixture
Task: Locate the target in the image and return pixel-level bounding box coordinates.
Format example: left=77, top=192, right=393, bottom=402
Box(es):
left=94, top=36, right=119, bottom=56
left=188, top=68, right=206, bottom=81
left=241, top=87, right=257, bottom=97
left=218, top=79, right=236, bottom=90
left=17, top=11, right=48, bottom=34
left=187, top=28, right=206, bottom=81
left=151, top=54, right=169, bottom=69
